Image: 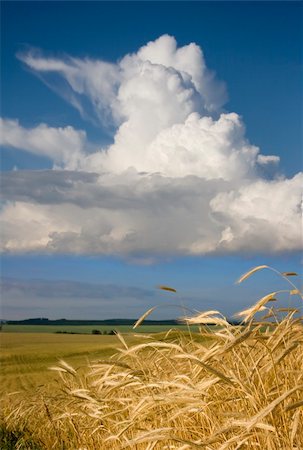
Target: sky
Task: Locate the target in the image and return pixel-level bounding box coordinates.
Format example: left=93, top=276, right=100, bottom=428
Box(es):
left=1, top=1, right=302, bottom=321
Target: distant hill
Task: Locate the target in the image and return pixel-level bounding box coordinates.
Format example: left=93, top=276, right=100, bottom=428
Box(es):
left=6, top=317, right=241, bottom=326
left=6, top=318, right=180, bottom=326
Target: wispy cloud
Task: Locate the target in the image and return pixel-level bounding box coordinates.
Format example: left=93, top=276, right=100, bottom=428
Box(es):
left=1, top=277, right=156, bottom=320
left=2, top=277, right=155, bottom=300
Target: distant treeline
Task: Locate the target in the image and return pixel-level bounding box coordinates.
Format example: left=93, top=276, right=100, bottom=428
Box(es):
left=6, top=317, right=242, bottom=326
left=6, top=318, right=180, bottom=326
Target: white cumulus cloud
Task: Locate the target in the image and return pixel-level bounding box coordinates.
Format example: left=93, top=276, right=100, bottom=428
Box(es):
left=1, top=35, right=302, bottom=258
left=209, top=173, right=303, bottom=253
left=19, top=35, right=226, bottom=127
left=0, top=118, right=86, bottom=169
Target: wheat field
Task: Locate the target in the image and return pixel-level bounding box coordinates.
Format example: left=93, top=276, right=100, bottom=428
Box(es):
left=1, top=266, right=302, bottom=449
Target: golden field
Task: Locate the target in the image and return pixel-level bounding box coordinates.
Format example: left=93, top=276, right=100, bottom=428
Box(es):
left=1, top=266, right=302, bottom=449
left=0, top=332, right=141, bottom=395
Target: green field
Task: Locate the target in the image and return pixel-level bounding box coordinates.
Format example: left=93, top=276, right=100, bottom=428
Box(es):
left=1, top=323, right=192, bottom=334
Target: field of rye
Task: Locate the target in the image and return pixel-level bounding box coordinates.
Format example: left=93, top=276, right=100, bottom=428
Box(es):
left=1, top=266, right=303, bottom=449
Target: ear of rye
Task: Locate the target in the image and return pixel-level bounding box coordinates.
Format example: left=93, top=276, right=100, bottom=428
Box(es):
left=282, top=272, right=298, bottom=277
left=133, top=306, right=157, bottom=329
left=158, top=285, right=177, bottom=293
left=236, top=265, right=269, bottom=284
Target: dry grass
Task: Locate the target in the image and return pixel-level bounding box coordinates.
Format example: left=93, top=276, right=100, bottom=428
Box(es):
left=1, top=266, right=302, bottom=449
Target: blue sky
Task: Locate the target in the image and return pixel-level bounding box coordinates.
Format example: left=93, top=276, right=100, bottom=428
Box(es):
left=1, top=1, right=302, bottom=320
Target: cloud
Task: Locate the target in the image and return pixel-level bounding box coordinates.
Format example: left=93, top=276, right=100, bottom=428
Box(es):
left=0, top=118, right=86, bottom=169
left=209, top=173, right=303, bottom=253
left=1, top=170, right=302, bottom=256
left=18, top=35, right=227, bottom=128
left=2, top=277, right=154, bottom=300
left=1, top=35, right=302, bottom=258
left=257, top=154, right=280, bottom=165
left=18, top=49, right=120, bottom=126
left=0, top=171, right=219, bottom=255
left=1, top=277, right=156, bottom=320
left=95, top=112, right=259, bottom=179
left=3, top=276, right=242, bottom=320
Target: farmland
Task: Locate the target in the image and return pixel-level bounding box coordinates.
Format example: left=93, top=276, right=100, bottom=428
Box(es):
left=1, top=266, right=303, bottom=449
left=1, top=312, right=303, bottom=449
left=0, top=331, right=145, bottom=394
left=1, top=323, right=192, bottom=334
left=0, top=325, right=197, bottom=394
